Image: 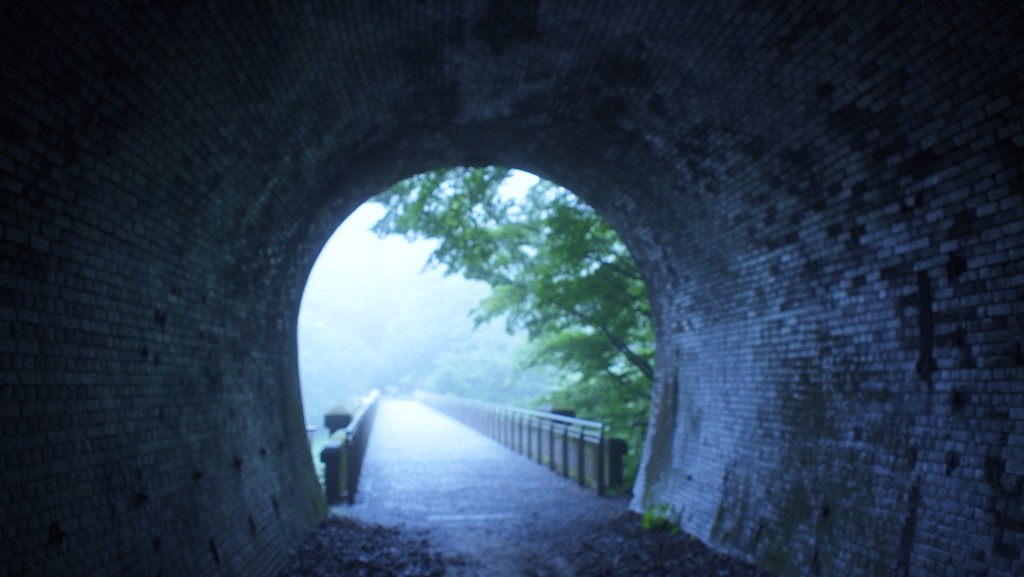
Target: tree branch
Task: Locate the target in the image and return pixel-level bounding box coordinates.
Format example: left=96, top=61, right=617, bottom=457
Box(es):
left=597, top=323, right=655, bottom=380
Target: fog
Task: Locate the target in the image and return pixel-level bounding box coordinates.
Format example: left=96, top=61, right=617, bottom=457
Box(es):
left=297, top=171, right=542, bottom=427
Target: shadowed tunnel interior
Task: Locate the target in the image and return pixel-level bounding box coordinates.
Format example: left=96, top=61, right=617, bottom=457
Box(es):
left=2, top=2, right=1022, bottom=576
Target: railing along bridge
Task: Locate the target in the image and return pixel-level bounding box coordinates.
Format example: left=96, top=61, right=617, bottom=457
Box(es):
left=315, top=390, right=627, bottom=504
left=415, top=391, right=627, bottom=495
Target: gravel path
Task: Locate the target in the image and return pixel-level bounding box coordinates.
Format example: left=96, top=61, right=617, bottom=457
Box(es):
left=279, top=399, right=771, bottom=576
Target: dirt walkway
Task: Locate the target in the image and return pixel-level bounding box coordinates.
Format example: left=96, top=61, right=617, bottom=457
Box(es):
left=279, top=398, right=771, bottom=577
left=343, top=398, right=626, bottom=575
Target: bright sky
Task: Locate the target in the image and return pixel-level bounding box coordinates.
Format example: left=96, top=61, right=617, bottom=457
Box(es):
left=301, top=202, right=438, bottom=305
left=297, top=169, right=540, bottom=419
left=300, top=169, right=539, bottom=309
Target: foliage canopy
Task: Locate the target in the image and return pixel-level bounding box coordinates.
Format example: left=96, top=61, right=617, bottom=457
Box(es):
left=373, top=167, right=654, bottom=480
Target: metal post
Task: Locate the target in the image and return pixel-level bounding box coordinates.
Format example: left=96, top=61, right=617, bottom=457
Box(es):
left=502, top=408, right=509, bottom=447
left=517, top=412, right=524, bottom=454
left=538, top=417, right=543, bottom=462
left=577, top=427, right=586, bottom=486
left=565, top=424, right=573, bottom=479
left=548, top=421, right=556, bottom=471
left=320, top=440, right=343, bottom=504
left=345, top=432, right=356, bottom=505
left=608, top=438, right=628, bottom=489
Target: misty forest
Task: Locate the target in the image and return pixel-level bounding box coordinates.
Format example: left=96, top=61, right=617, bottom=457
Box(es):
left=299, top=168, right=653, bottom=484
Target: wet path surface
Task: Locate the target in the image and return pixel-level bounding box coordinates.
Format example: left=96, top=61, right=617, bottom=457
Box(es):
left=339, top=398, right=629, bottom=576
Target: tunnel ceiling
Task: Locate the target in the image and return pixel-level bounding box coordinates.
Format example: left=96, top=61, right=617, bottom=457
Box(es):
left=2, top=2, right=1022, bottom=577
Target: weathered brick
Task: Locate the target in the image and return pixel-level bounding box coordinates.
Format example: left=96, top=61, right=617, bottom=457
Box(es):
left=1, top=2, right=1022, bottom=577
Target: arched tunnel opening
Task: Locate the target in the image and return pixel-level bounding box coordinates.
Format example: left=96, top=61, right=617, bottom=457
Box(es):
left=298, top=167, right=655, bottom=491
left=2, top=2, right=1022, bottom=576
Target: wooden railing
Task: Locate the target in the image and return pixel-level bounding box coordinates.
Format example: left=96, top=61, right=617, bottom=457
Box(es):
left=415, top=391, right=627, bottom=495
left=320, top=390, right=380, bottom=505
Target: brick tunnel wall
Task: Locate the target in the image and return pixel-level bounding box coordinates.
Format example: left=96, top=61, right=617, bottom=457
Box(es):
left=1, top=2, right=1021, bottom=576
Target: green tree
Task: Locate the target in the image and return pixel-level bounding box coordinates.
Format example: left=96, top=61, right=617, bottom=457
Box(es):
left=373, top=167, right=653, bottom=483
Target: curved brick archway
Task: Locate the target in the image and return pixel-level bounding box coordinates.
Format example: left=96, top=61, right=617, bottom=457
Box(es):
left=2, top=2, right=1022, bottom=576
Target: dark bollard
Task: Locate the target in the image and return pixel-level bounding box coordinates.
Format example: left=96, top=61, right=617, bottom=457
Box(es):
left=325, top=410, right=352, bottom=435
left=320, top=439, right=344, bottom=504
left=608, top=438, right=628, bottom=489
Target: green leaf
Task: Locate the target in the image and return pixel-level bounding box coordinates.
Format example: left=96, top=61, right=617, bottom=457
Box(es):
left=371, top=167, right=654, bottom=484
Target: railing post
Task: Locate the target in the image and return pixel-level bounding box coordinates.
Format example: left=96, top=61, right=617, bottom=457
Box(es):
left=525, top=415, right=531, bottom=458
left=597, top=427, right=606, bottom=496
left=518, top=412, right=525, bottom=454
left=541, top=419, right=547, bottom=466
left=577, top=426, right=586, bottom=487
left=534, top=416, right=543, bottom=464
left=320, top=438, right=343, bottom=505
left=561, top=424, right=570, bottom=478
left=526, top=415, right=533, bottom=459
left=345, top=432, right=356, bottom=505
left=548, top=421, right=556, bottom=471
left=501, top=407, right=508, bottom=447
left=608, top=438, right=628, bottom=490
